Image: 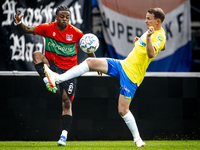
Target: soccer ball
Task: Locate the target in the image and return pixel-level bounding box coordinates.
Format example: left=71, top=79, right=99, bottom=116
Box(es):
left=79, top=33, right=99, bottom=53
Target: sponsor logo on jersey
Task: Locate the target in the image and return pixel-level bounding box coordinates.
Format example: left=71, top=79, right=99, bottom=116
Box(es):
left=158, top=36, right=163, bottom=42
left=139, top=38, right=146, bottom=47
left=138, top=34, right=146, bottom=47
left=156, top=41, right=161, bottom=48
left=45, top=37, right=77, bottom=57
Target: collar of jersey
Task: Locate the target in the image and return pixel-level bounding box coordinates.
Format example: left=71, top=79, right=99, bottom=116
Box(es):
left=56, top=25, right=68, bottom=32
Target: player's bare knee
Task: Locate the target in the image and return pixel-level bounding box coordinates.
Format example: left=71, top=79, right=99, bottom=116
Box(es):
left=62, top=99, right=71, bottom=109
left=32, top=51, right=41, bottom=59
left=86, top=58, right=98, bottom=69
left=32, top=51, right=43, bottom=64
left=85, top=58, right=93, bottom=68
left=118, top=110, right=125, bottom=117
left=86, top=57, right=92, bottom=64
left=118, top=108, right=129, bottom=117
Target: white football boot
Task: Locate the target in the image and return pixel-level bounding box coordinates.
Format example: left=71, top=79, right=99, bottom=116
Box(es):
left=44, top=64, right=58, bottom=87
left=135, top=139, right=146, bottom=147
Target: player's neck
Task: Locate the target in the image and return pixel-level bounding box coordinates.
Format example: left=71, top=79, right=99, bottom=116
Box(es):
left=57, top=24, right=68, bottom=30
left=154, top=25, right=162, bottom=31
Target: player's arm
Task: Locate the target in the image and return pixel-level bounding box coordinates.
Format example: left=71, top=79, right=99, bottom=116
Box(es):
left=14, top=12, right=34, bottom=34
left=134, top=36, right=139, bottom=44
left=86, top=52, right=96, bottom=58
left=146, top=26, right=157, bottom=58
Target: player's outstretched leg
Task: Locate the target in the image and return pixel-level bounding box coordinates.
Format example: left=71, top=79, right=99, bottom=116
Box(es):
left=44, top=60, right=90, bottom=85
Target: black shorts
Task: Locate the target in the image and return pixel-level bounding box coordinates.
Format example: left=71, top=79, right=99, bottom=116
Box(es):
left=48, top=60, right=77, bottom=101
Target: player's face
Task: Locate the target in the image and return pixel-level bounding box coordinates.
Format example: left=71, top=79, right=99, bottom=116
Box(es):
left=55, top=10, right=70, bottom=29
left=145, top=12, right=157, bottom=29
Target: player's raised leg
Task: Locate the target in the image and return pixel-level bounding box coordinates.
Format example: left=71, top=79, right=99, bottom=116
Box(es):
left=118, top=95, right=146, bottom=147
left=44, top=58, right=108, bottom=86
left=33, top=51, right=57, bottom=93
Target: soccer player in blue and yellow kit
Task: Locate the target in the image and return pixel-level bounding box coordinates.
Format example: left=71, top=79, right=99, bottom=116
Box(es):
left=44, top=8, right=166, bottom=147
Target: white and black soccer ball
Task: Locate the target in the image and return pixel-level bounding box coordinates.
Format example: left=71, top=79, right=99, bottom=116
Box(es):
left=79, top=33, right=99, bottom=53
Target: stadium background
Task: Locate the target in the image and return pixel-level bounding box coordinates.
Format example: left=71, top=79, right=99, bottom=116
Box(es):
left=0, top=0, right=200, bottom=141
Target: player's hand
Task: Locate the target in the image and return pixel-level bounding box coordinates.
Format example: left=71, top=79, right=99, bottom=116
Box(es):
left=14, top=12, right=24, bottom=24
left=134, top=37, right=139, bottom=44
left=147, top=26, right=154, bottom=37
left=97, top=71, right=102, bottom=76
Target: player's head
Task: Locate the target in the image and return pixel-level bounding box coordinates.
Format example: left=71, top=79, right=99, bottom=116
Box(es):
left=55, top=6, right=70, bottom=29
left=56, top=5, right=70, bottom=15
left=145, top=8, right=165, bottom=29
left=148, top=8, right=165, bottom=23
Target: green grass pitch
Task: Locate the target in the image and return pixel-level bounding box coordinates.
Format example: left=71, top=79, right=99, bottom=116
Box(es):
left=0, top=140, right=200, bottom=150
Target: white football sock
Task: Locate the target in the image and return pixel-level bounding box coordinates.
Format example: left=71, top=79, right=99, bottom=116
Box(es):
left=56, top=60, right=90, bottom=84
left=122, top=111, right=141, bottom=142
left=61, top=130, right=68, bottom=138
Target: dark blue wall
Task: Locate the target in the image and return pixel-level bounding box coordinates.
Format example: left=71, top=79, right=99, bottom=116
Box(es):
left=0, top=73, right=200, bottom=140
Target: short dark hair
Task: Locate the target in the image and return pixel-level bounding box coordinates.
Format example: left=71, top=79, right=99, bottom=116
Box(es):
left=148, top=8, right=165, bottom=23
left=56, top=5, right=70, bottom=15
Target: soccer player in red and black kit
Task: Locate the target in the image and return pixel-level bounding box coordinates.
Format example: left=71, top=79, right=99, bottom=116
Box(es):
left=14, top=6, right=99, bottom=146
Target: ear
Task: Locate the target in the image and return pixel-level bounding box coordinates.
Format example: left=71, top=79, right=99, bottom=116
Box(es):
left=156, top=19, right=160, bottom=24
left=55, top=15, right=57, bottom=20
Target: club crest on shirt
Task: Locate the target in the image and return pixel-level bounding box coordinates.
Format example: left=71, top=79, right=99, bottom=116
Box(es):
left=66, top=34, right=73, bottom=41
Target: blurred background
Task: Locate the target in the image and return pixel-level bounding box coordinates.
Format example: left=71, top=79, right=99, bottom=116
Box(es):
left=0, top=0, right=200, bottom=141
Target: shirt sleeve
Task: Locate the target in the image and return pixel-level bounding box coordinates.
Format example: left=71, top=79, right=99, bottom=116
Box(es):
left=77, top=29, right=84, bottom=42
left=152, top=33, right=166, bottom=53
left=33, top=23, right=48, bottom=37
